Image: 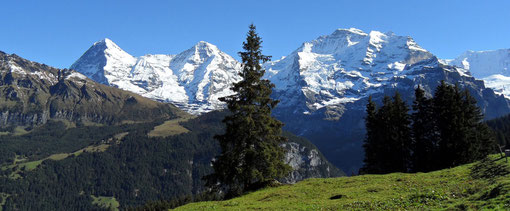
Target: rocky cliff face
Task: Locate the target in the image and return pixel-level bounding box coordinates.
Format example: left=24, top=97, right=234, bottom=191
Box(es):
left=282, top=139, right=343, bottom=183
left=0, top=51, right=184, bottom=127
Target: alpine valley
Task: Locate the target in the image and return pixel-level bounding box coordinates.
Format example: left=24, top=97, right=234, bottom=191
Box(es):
left=0, top=51, right=341, bottom=210
left=71, top=28, right=510, bottom=173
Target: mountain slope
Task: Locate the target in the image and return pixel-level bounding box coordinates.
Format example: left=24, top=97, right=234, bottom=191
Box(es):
left=265, top=28, right=433, bottom=116
left=177, top=155, right=510, bottom=210
left=70, top=30, right=510, bottom=173
left=265, top=29, right=510, bottom=173
left=0, top=52, right=342, bottom=209
left=0, top=51, right=185, bottom=126
left=0, top=111, right=342, bottom=210
left=71, top=39, right=241, bottom=114
left=445, top=49, right=510, bottom=98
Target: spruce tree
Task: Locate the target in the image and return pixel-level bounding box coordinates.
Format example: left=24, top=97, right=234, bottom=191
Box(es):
left=432, top=81, right=458, bottom=168
left=361, top=93, right=412, bottom=174
left=411, top=86, right=438, bottom=172
left=376, top=95, right=394, bottom=173
left=205, top=24, right=290, bottom=197
left=432, top=81, right=495, bottom=168
left=360, top=96, right=380, bottom=174
left=389, top=92, right=412, bottom=173
left=459, top=89, right=495, bottom=162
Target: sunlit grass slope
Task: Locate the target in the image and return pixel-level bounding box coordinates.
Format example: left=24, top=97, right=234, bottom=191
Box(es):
left=176, top=155, right=510, bottom=210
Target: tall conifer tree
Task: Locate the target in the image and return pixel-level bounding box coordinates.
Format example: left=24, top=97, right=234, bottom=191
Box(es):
left=360, top=96, right=381, bottom=174
left=411, top=86, right=438, bottom=172
left=433, top=81, right=495, bottom=168
left=432, top=81, right=458, bottom=168
left=459, top=89, right=495, bottom=162
left=389, top=92, right=412, bottom=172
left=364, top=82, right=495, bottom=173
left=361, top=93, right=412, bottom=174
left=205, top=24, right=290, bottom=197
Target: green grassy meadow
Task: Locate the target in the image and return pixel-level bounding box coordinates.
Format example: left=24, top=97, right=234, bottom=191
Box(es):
left=176, top=155, right=510, bottom=210
left=148, top=117, right=192, bottom=137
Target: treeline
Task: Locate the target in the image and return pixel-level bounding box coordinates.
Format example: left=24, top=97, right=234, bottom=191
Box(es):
left=0, top=113, right=224, bottom=210
left=487, top=113, right=510, bottom=148
left=361, top=81, right=495, bottom=174
left=0, top=121, right=133, bottom=165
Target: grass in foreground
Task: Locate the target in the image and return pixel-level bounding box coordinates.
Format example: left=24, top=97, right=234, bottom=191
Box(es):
left=176, top=155, right=510, bottom=210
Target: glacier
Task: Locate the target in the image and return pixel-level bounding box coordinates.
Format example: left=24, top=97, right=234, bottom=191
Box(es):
left=445, top=49, right=510, bottom=98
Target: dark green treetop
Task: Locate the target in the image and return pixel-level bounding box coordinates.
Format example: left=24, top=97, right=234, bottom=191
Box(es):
left=205, top=24, right=290, bottom=197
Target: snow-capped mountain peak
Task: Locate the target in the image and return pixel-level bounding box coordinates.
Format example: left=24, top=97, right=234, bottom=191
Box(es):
left=94, top=38, right=117, bottom=48
left=266, top=28, right=434, bottom=113
left=69, top=31, right=510, bottom=172
left=71, top=39, right=241, bottom=114
left=445, top=48, right=510, bottom=98
left=70, top=38, right=136, bottom=85
left=167, top=41, right=241, bottom=113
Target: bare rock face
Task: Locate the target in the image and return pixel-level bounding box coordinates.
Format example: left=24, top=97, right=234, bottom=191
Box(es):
left=281, top=132, right=344, bottom=183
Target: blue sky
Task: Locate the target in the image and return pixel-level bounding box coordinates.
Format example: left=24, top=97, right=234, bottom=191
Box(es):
left=2, top=0, right=509, bottom=68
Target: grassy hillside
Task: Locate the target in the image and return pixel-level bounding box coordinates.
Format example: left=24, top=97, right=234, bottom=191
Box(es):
left=176, top=155, right=510, bottom=210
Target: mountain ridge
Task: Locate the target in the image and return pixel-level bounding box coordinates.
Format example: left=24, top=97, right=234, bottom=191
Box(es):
left=0, top=50, right=185, bottom=127
left=444, top=48, right=510, bottom=98
left=71, top=39, right=241, bottom=114
left=70, top=29, right=510, bottom=173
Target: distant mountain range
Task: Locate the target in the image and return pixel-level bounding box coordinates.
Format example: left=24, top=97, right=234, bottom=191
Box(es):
left=0, top=51, right=342, bottom=209
left=71, top=39, right=241, bottom=114
left=0, top=51, right=185, bottom=126
left=443, top=49, right=510, bottom=98
left=70, top=28, right=510, bottom=173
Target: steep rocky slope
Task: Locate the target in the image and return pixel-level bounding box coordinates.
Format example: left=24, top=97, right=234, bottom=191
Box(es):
left=0, top=51, right=185, bottom=126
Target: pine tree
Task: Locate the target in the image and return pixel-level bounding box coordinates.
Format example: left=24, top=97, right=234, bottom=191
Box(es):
left=376, top=95, right=394, bottom=173
left=411, top=85, right=438, bottom=172
left=361, top=93, right=412, bottom=174
left=205, top=24, right=290, bottom=197
left=459, top=89, right=495, bottom=162
left=432, top=81, right=458, bottom=169
left=432, top=81, right=495, bottom=168
left=388, top=92, right=412, bottom=172
left=363, top=82, right=495, bottom=173
left=360, top=96, right=380, bottom=174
